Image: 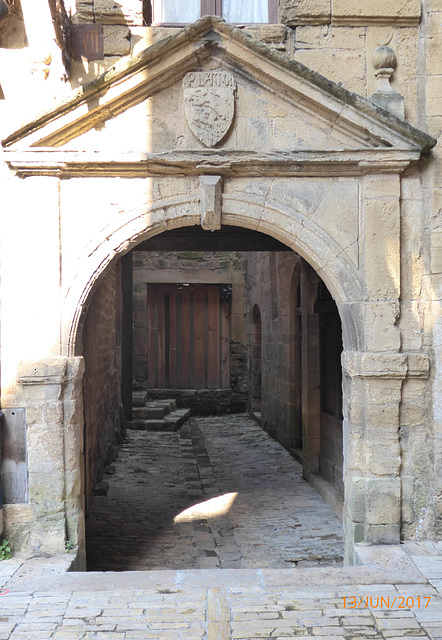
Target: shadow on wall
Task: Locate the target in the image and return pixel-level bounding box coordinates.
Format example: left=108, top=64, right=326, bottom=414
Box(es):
left=68, top=0, right=181, bottom=86
left=0, top=0, right=27, bottom=48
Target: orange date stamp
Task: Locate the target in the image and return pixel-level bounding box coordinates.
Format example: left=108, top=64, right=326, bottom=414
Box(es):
left=342, top=596, right=432, bottom=609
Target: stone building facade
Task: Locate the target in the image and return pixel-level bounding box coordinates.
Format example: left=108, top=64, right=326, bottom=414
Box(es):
left=0, top=0, right=440, bottom=567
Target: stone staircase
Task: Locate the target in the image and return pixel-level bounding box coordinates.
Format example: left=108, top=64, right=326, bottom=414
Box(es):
left=127, top=391, right=191, bottom=431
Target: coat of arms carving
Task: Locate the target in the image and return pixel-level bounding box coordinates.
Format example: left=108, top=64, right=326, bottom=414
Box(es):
left=183, top=71, right=236, bottom=147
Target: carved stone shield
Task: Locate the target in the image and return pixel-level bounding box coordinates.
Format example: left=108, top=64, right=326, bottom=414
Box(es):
left=183, top=71, right=236, bottom=147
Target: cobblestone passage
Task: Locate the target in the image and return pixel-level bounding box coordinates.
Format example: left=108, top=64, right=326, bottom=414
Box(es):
left=86, top=415, right=343, bottom=571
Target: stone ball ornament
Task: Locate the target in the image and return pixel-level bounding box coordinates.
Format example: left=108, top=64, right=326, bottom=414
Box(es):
left=372, top=45, right=397, bottom=72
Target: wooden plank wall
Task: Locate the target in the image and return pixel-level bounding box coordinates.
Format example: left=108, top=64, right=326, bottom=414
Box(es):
left=146, top=284, right=231, bottom=389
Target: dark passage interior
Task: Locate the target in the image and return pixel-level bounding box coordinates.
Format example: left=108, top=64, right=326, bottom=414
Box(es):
left=86, top=414, right=343, bottom=571
left=82, top=226, right=344, bottom=571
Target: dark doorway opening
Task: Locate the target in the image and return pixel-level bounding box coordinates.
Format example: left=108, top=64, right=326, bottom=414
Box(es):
left=83, top=225, right=344, bottom=571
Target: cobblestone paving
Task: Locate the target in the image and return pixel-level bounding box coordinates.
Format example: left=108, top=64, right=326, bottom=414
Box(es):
left=86, top=415, right=343, bottom=571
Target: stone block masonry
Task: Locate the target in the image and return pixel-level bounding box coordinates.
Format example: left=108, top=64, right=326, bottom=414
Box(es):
left=82, top=262, right=124, bottom=514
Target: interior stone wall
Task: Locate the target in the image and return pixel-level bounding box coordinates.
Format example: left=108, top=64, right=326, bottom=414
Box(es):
left=246, top=251, right=302, bottom=452
left=247, top=252, right=344, bottom=503
left=82, top=261, right=124, bottom=513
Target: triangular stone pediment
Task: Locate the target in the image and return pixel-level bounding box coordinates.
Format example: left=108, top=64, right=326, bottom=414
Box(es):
left=2, top=16, right=435, bottom=171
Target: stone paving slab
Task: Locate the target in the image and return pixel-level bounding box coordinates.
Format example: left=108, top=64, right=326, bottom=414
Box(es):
left=2, top=416, right=442, bottom=638
left=2, top=564, right=428, bottom=595
left=0, top=564, right=441, bottom=639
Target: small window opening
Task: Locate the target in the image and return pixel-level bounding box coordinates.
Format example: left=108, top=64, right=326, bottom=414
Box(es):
left=143, top=0, right=278, bottom=26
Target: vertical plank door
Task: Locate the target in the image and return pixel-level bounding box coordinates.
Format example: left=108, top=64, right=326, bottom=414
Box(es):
left=145, top=283, right=230, bottom=389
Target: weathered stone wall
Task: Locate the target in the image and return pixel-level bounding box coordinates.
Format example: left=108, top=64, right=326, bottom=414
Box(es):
left=319, top=411, right=343, bottom=496
left=132, top=250, right=248, bottom=414
left=82, top=261, right=124, bottom=513
left=63, top=0, right=422, bottom=126
left=0, top=0, right=440, bottom=561
left=415, top=0, right=442, bottom=540
left=246, top=251, right=301, bottom=451
left=247, top=252, right=344, bottom=502
left=3, top=357, right=86, bottom=563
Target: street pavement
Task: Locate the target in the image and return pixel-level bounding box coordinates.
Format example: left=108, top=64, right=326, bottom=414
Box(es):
left=0, top=414, right=440, bottom=639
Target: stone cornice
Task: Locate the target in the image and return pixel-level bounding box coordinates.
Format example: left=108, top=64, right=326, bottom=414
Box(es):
left=4, top=148, right=421, bottom=178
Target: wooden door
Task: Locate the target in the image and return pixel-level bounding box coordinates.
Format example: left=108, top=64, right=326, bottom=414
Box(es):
left=146, top=283, right=231, bottom=389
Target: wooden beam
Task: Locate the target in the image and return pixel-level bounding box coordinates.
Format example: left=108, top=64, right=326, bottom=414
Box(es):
left=136, top=226, right=291, bottom=252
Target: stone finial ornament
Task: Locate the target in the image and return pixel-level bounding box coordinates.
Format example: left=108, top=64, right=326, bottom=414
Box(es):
left=369, top=45, right=405, bottom=120
left=373, top=46, right=397, bottom=90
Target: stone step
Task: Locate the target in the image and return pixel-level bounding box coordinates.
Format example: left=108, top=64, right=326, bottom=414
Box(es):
left=132, top=399, right=176, bottom=419
left=126, top=408, right=191, bottom=432
left=132, top=390, right=149, bottom=407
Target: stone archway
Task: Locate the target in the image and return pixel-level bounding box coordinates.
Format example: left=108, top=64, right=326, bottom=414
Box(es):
left=13, top=175, right=423, bottom=567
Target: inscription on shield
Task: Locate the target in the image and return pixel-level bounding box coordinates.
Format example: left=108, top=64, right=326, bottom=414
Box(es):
left=183, top=71, right=236, bottom=147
